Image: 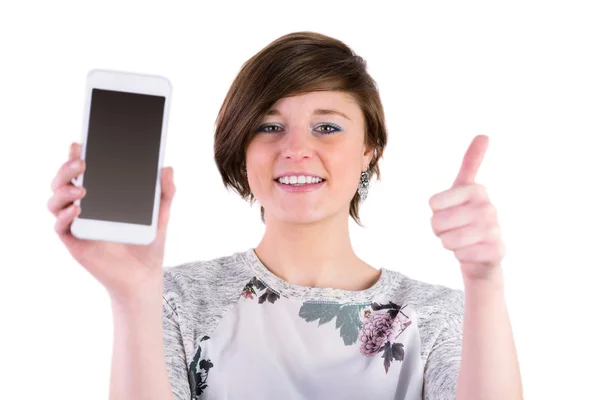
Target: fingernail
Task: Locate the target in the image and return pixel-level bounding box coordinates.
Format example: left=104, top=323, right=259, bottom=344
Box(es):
left=70, top=160, right=80, bottom=169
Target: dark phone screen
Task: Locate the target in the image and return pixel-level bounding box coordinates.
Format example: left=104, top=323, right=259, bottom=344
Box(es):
left=78, top=88, right=166, bottom=225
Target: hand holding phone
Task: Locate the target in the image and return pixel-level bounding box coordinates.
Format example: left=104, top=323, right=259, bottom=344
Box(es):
left=47, top=142, right=176, bottom=299
left=47, top=68, right=174, bottom=299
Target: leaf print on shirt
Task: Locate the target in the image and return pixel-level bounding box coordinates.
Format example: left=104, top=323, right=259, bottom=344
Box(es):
left=241, top=277, right=280, bottom=304
left=299, top=303, right=362, bottom=345
left=299, top=301, right=412, bottom=373
left=335, top=304, right=364, bottom=345
left=190, top=335, right=213, bottom=398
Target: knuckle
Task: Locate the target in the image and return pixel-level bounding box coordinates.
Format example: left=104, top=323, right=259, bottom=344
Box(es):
left=50, top=177, right=60, bottom=192
left=47, top=196, right=57, bottom=212
left=52, top=172, right=70, bottom=192
left=439, top=232, right=451, bottom=249
left=485, top=204, right=497, bottom=220
left=428, top=194, right=439, bottom=210
left=430, top=212, right=436, bottom=225
left=430, top=214, right=442, bottom=234
left=54, top=218, right=63, bottom=233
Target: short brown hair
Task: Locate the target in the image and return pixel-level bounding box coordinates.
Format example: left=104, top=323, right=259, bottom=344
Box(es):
left=214, top=31, right=388, bottom=226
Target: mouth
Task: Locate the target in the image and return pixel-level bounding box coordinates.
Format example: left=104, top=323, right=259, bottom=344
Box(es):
left=274, top=174, right=325, bottom=187
left=274, top=174, right=326, bottom=192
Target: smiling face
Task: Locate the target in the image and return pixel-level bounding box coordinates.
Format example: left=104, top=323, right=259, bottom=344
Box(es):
left=245, top=91, right=373, bottom=224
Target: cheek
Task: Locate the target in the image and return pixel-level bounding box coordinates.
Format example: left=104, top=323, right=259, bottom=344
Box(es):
left=324, top=151, right=363, bottom=193
left=246, top=143, right=285, bottom=199
left=246, top=141, right=274, bottom=170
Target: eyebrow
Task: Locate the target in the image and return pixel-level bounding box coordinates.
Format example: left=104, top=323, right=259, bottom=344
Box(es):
left=265, top=108, right=351, bottom=121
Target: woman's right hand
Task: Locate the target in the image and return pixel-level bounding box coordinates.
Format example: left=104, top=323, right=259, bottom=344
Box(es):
left=47, top=142, right=176, bottom=300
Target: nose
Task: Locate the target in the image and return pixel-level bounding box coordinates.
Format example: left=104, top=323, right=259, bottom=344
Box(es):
left=280, top=125, right=314, bottom=161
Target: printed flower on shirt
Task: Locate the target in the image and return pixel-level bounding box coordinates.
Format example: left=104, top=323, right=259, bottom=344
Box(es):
left=299, top=301, right=412, bottom=373
left=360, top=306, right=373, bottom=321
left=359, top=302, right=412, bottom=372
left=190, top=335, right=213, bottom=398
left=241, top=277, right=281, bottom=304
left=241, top=288, right=254, bottom=299
left=360, top=310, right=402, bottom=356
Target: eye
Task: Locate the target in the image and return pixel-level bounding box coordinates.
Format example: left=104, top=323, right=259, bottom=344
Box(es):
left=256, top=122, right=342, bottom=135
left=256, top=123, right=283, bottom=134
left=314, top=123, right=342, bottom=135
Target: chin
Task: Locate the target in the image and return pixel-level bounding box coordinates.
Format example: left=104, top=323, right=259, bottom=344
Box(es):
left=268, top=205, right=330, bottom=225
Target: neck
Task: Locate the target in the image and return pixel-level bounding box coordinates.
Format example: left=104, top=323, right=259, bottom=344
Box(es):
left=254, top=211, right=379, bottom=290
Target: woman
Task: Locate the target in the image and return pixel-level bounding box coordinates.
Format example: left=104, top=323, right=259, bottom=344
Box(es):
left=47, top=32, right=522, bottom=399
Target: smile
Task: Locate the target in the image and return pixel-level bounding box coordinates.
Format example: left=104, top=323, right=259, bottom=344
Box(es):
left=274, top=175, right=326, bottom=192
left=276, top=175, right=324, bottom=185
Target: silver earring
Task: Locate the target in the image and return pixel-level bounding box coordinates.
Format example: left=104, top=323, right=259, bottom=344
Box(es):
left=358, top=171, right=370, bottom=202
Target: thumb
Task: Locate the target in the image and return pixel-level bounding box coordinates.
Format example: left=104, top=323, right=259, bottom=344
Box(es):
left=157, top=167, right=175, bottom=238
left=161, top=166, right=176, bottom=204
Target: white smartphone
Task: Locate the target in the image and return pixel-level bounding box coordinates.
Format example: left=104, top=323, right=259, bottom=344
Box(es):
left=70, top=69, right=172, bottom=245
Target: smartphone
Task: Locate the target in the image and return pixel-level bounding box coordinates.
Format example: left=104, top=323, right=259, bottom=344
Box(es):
left=70, top=69, right=172, bottom=245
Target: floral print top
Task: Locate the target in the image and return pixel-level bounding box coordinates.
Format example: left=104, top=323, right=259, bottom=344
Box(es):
left=162, top=249, right=464, bottom=400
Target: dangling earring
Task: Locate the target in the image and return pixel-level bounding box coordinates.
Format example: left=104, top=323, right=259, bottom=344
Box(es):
left=358, top=170, right=370, bottom=202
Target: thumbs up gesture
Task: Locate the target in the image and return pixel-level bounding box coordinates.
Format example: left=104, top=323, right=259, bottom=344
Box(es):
left=429, top=135, right=506, bottom=283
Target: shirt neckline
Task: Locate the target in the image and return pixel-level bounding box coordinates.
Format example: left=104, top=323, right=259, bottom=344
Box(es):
left=240, top=248, right=395, bottom=303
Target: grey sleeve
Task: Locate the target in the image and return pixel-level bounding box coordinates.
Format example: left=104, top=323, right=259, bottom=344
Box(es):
left=159, top=254, right=255, bottom=400
left=163, top=295, right=192, bottom=400
left=423, top=289, right=465, bottom=400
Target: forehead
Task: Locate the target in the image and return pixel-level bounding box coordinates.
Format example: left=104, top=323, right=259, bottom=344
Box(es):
left=268, top=91, right=361, bottom=117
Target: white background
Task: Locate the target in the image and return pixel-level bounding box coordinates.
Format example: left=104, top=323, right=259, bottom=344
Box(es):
left=1, top=1, right=598, bottom=398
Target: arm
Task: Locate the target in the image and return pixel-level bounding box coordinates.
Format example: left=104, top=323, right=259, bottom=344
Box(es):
left=427, top=135, right=523, bottom=399
left=457, top=271, right=523, bottom=400
left=108, top=278, right=174, bottom=400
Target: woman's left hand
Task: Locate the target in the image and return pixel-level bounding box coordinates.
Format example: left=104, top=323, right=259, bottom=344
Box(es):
left=428, top=135, right=506, bottom=283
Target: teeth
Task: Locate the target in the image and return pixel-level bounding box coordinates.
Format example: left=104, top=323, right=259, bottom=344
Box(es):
left=277, top=175, right=323, bottom=185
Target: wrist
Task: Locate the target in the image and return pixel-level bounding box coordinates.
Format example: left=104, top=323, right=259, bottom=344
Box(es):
left=463, top=265, right=505, bottom=291
left=109, top=276, right=164, bottom=312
